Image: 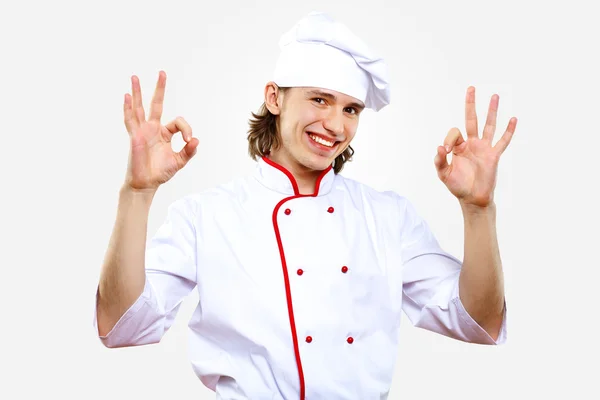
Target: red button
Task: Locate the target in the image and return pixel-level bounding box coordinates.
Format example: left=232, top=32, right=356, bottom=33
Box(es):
left=297, top=269, right=304, bottom=276
left=347, top=337, right=354, bottom=344
left=284, top=208, right=291, bottom=215
left=306, top=336, right=313, bottom=343
left=341, top=266, right=348, bottom=273
left=327, top=206, right=334, bottom=213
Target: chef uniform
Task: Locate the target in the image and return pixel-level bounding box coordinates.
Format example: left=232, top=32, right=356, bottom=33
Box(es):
left=94, top=11, right=507, bottom=400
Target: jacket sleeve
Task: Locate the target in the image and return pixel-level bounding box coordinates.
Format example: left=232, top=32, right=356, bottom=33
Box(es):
left=93, top=196, right=198, bottom=348
left=397, top=196, right=507, bottom=345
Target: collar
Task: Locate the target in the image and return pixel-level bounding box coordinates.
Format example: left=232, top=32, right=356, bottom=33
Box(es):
left=254, top=156, right=335, bottom=196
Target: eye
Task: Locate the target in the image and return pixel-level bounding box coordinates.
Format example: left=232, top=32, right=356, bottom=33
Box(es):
left=313, top=98, right=326, bottom=105
left=344, top=107, right=358, bottom=115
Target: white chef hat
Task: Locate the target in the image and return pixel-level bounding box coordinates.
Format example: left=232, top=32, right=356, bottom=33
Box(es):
left=273, top=11, right=391, bottom=112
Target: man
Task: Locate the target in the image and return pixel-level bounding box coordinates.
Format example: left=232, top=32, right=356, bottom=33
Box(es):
left=94, top=11, right=516, bottom=399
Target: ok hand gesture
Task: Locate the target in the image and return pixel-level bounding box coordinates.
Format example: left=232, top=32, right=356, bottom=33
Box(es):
left=124, top=71, right=199, bottom=191
left=434, top=87, right=517, bottom=208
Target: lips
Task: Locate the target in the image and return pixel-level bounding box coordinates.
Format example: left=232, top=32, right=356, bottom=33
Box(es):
left=307, top=131, right=337, bottom=148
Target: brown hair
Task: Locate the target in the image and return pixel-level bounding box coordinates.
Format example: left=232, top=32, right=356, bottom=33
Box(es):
left=246, top=88, right=354, bottom=174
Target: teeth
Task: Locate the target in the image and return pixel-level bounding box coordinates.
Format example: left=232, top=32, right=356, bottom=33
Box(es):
left=309, top=134, right=335, bottom=147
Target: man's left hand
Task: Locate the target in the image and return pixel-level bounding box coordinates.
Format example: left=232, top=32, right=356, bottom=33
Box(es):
left=434, top=86, right=517, bottom=208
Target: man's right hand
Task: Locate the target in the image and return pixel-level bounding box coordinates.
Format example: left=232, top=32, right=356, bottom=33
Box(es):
left=123, top=71, right=199, bottom=192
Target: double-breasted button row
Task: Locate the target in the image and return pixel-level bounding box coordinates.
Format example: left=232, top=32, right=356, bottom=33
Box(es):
left=297, top=264, right=352, bottom=344
left=281, top=202, right=352, bottom=345
left=305, top=335, right=354, bottom=344
left=295, top=266, right=349, bottom=275
left=282, top=206, right=335, bottom=215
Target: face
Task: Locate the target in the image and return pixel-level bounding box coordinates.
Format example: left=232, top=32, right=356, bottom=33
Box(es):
left=265, top=83, right=365, bottom=173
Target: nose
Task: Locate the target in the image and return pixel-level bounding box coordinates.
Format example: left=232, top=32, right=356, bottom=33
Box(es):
left=323, top=109, right=345, bottom=137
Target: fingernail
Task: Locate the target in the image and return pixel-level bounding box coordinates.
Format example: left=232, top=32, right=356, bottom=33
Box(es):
left=445, top=145, right=451, bottom=152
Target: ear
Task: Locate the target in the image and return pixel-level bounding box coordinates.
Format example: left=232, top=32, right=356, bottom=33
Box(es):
left=264, top=81, right=283, bottom=115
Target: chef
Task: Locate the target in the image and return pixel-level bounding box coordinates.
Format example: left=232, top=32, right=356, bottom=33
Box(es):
left=94, top=11, right=514, bottom=400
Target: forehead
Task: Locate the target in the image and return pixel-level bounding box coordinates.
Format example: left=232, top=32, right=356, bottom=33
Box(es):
left=293, top=86, right=365, bottom=107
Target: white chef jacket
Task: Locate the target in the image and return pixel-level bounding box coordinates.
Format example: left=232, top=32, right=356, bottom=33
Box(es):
left=94, top=156, right=507, bottom=399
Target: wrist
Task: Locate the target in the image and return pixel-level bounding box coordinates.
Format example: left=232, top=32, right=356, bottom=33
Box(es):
left=460, top=200, right=496, bottom=218
left=119, top=184, right=157, bottom=204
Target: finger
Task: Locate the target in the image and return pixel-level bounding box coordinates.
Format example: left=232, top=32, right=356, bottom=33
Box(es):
left=465, top=86, right=479, bottom=138
left=482, top=94, right=499, bottom=142
left=165, top=117, right=193, bottom=142
left=494, top=117, right=518, bottom=154
left=131, top=75, right=146, bottom=123
left=123, top=93, right=135, bottom=134
left=149, top=71, right=167, bottom=122
left=176, top=137, right=199, bottom=168
left=135, top=106, right=145, bottom=129
left=434, top=145, right=450, bottom=181
left=443, top=127, right=465, bottom=153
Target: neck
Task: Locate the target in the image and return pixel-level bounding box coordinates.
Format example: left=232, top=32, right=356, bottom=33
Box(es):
left=266, top=153, right=326, bottom=195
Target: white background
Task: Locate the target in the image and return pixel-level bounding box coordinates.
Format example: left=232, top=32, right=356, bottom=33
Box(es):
left=1, top=0, right=598, bottom=398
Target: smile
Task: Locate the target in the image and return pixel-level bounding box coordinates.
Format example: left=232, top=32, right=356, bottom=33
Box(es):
left=308, top=133, right=336, bottom=148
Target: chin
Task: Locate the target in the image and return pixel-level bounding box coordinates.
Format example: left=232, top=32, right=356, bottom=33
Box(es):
left=300, top=152, right=336, bottom=172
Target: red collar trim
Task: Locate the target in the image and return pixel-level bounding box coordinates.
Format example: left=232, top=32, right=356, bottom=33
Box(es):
left=262, top=156, right=332, bottom=197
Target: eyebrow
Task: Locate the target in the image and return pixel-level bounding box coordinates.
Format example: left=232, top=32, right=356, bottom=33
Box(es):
left=306, top=90, right=365, bottom=111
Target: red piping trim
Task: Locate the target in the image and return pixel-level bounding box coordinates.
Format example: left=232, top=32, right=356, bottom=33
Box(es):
left=262, top=156, right=301, bottom=195
left=266, top=156, right=331, bottom=400
left=272, top=198, right=305, bottom=399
